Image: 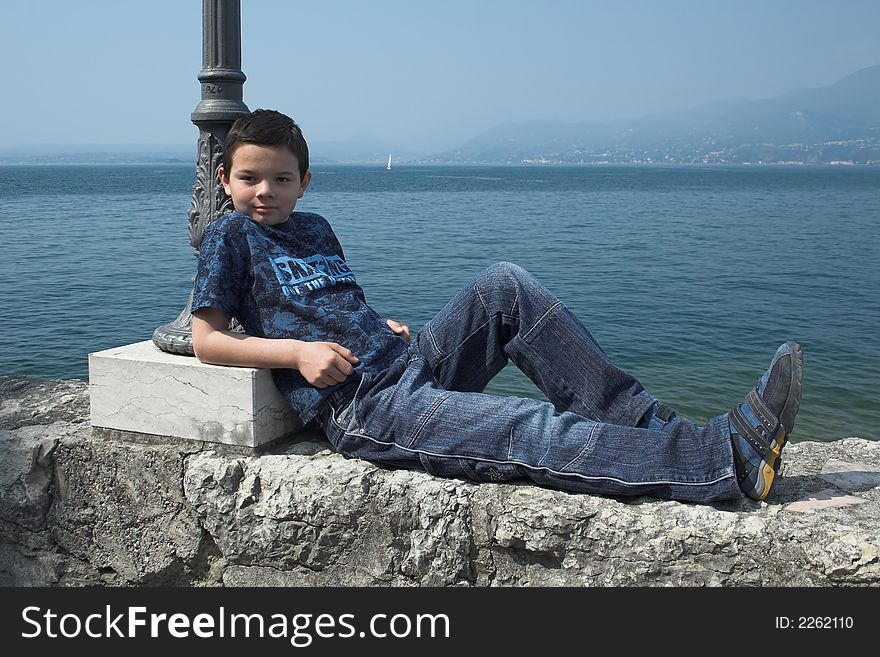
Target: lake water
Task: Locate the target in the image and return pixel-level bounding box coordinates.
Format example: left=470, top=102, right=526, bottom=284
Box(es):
left=1, top=163, right=877, bottom=443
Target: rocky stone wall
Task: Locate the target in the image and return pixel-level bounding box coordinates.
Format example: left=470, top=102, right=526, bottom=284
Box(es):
left=2, top=376, right=879, bottom=586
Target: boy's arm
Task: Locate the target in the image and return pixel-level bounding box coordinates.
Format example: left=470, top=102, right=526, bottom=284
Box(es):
left=192, top=307, right=360, bottom=388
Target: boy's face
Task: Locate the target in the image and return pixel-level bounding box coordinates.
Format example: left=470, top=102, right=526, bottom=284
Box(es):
left=219, top=144, right=311, bottom=226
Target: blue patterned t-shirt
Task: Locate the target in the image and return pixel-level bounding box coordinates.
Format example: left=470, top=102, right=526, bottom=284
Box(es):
left=192, top=211, right=408, bottom=422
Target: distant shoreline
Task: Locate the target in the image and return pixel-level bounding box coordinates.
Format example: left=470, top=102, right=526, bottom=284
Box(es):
left=1, top=160, right=878, bottom=168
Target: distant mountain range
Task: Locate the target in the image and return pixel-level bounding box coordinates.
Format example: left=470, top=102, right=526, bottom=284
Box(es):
left=3, top=65, right=878, bottom=165
left=428, top=64, right=880, bottom=165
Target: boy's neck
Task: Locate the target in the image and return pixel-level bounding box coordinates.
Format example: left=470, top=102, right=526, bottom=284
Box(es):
left=238, top=210, right=292, bottom=226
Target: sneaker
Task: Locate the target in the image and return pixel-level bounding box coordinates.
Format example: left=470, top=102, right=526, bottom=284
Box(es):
left=729, top=341, right=804, bottom=500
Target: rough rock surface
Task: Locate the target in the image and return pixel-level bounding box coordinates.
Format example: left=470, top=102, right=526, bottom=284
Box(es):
left=2, top=375, right=879, bottom=586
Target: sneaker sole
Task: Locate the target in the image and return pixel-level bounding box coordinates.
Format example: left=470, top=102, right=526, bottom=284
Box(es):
left=777, top=340, right=804, bottom=438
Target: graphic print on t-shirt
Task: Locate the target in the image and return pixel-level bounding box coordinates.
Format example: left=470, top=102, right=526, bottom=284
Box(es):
left=270, top=253, right=357, bottom=298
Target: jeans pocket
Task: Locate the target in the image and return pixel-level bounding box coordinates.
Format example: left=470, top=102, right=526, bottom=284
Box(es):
left=327, top=372, right=372, bottom=431
left=329, top=398, right=357, bottom=432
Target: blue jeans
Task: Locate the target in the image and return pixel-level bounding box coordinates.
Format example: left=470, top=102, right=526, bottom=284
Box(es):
left=318, top=262, right=741, bottom=502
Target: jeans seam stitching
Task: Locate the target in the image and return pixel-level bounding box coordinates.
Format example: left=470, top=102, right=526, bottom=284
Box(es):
left=327, top=404, right=340, bottom=428
left=521, top=301, right=561, bottom=342
left=328, top=404, right=347, bottom=431
left=407, top=390, right=454, bottom=447
left=560, top=422, right=599, bottom=471
left=426, top=325, right=446, bottom=359
left=350, top=374, right=371, bottom=427
left=434, top=318, right=493, bottom=366
left=340, top=426, right=737, bottom=488
left=536, top=427, right=553, bottom=467
left=457, top=458, right=479, bottom=480
left=474, top=284, right=490, bottom=315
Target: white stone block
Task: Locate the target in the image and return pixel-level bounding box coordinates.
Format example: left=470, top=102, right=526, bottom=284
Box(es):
left=89, top=341, right=302, bottom=448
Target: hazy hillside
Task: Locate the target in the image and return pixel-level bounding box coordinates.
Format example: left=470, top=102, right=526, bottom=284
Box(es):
left=433, top=65, right=880, bottom=164
left=695, top=64, right=880, bottom=145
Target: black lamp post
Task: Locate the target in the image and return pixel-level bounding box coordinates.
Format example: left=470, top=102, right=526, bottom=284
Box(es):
left=153, top=0, right=249, bottom=355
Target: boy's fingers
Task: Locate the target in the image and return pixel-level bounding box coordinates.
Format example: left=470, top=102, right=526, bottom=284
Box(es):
left=327, top=369, right=347, bottom=384
left=329, top=343, right=360, bottom=364
left=315, top=369, right=345, bottom=387
left=333, top=356, right=354, bottom=377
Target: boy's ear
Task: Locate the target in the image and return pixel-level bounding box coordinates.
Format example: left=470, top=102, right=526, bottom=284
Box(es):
left=298, top=170, right=312, bottom=198
left=218, top=165, right=232, bottom=196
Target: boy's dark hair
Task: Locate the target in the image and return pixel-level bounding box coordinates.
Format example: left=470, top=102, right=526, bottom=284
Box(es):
left=223, top=109, right=309, bottom=177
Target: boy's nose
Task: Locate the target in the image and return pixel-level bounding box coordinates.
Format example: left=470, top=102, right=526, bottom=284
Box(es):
left=256, top=181, right=273, bottom=197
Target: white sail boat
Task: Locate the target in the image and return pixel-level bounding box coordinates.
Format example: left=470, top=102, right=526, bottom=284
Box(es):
left=386, top=153, right=392, bottom=170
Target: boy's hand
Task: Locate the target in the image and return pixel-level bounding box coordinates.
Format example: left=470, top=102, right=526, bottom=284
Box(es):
left=385, top=319, right=411, bottom=344
left=295, top=342, right=360, bottom=388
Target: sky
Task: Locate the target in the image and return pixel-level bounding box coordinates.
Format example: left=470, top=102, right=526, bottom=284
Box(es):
left=2, top=0, right=879, bottom=152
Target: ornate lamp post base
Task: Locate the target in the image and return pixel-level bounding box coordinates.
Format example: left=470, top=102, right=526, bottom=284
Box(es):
left=152, top=0, right=248, bottom=356
left=153, top=292, right=196, bottom=355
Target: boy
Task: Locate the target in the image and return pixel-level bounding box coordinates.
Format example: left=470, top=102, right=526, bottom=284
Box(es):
left=192, top=109, right=804, bottom=503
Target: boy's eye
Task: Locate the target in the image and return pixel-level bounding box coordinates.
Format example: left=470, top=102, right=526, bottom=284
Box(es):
left=277, top=177, right=290, bottom=183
